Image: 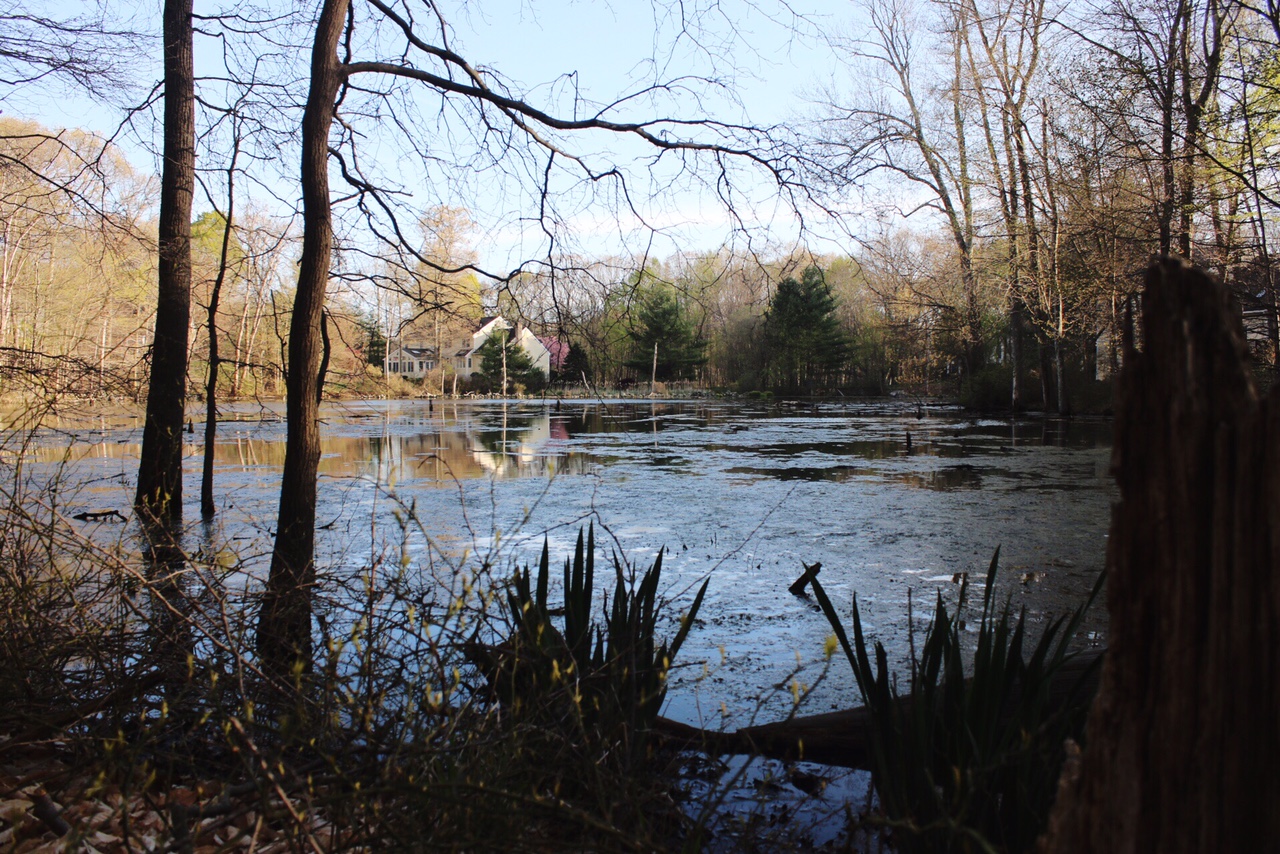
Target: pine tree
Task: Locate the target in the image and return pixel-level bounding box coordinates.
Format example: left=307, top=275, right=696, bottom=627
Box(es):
left=764, top=266, right=849, bottom=393
left=624, top=287, right=706, bottom=381
left=359, top=314, right=386, bottom=366
left=476, top=331, right=545, bottom=392
left=560, top=341, right=592, bottom=385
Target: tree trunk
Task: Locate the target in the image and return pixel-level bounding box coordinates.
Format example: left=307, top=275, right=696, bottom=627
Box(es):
left=1054, top=297, right=1069, bottom=416
left=1038, top=336, right=1053, bottom=410
left=201, top=157, right=237, bottom=520
left=1040, top=259, right=1280, bottom=852
left=960, top=252, right=983, bottom=378
left=256, top=0, right=348, bottom=676
left=135, top=0, right=194, bottom=526
left=1010, top=295, right=1024, bottom=411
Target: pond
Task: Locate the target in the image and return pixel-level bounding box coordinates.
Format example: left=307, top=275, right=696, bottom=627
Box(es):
left=19, top=397, right=1114, bottom=729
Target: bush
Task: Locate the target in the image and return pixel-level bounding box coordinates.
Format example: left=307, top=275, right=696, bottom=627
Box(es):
left=960, top=363, right=1013, bottom=411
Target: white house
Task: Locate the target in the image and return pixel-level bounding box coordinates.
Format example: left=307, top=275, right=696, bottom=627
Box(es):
left=385, top=342, right=438, bottom=378
left=387, top=316, right=565, bottom=381
left=514, top=326, right=555, bottom=376
left=450, top=316, right=511, bottom=376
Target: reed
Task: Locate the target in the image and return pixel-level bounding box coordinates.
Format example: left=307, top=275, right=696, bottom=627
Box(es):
left=810, top=549, right=1103, bottom=853
left=474, top=524, right=709, bottom=759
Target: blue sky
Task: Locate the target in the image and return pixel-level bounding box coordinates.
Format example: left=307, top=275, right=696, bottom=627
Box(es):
left=20, top=1, right=860, bottom=268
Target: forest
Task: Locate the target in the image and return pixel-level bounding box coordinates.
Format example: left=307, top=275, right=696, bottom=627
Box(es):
left=3, top=0, right=1278, bottom=415
left=0, top=0, right=1277, bottom=850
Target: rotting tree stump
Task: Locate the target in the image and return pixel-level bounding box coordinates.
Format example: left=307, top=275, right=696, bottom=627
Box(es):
left=1040, top=259, right=1280, bottom=853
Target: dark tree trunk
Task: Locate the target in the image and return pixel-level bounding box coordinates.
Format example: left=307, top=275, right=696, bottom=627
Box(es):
left=202, top=150, right=238, bottom=520
left=1040, top=260, right=1280, bottom=852
left=1053, top=335, right=1068, bottom=416
left=135, top=0, right=194, bottom=526
left=1054, top=296, right=1069, bottom=416
left=960, top=252, right=983, bottom=378
left=1010, top=295, right=1024, bottom=411
left=255, top=0, right=348, bottom=676
left=1038, top=336, right=1053, bottom=410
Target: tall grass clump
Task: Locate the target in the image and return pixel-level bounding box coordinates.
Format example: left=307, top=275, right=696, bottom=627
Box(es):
left=811, top=549, right=1103, bottom=853
left=471, top=523, right=709, bottom=768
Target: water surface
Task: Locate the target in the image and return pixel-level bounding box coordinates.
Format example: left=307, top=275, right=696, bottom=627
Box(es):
left=21, top=398, right=1114, bottom=727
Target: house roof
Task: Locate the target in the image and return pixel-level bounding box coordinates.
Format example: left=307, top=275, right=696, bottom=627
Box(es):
left=475, top=315, right=510, bottom=332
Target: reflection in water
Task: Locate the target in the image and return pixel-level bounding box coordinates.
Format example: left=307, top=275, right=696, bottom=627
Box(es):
left=18, top=402, right=1111, bottom=491
left=22, top=404, right=599, bottom=484
left=14, top=398, right=1115, bottom=729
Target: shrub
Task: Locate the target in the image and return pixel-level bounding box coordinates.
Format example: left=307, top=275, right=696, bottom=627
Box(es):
left=959, top=364, right=1014, bottom=411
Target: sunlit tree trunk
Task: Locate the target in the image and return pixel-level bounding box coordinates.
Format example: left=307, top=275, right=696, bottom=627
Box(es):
left=136, top=0, right=194, bottom=526
left=256, top=0, right=348, bottom=675
left=960, top=0, right=1047, bottom=407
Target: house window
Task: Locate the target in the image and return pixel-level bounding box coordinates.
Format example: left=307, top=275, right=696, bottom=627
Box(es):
left=467, top=357, right=472, bottom=368
left=391, top=362, right=399, bottom=372
left=418, top=360, right=425, bottom=371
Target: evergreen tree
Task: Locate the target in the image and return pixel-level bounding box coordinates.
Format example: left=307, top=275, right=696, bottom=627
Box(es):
left=359, top=314, right=386, bottom=366
left=624, top=287, right=706, bottom=381
left=476, top=331, right=545, bottom=392
left=560, top=341, right=592, bottom=385
left=764, top=266, right=849, bottom=393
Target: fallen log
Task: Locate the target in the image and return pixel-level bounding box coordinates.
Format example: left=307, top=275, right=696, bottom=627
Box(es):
left=71, top=509, right=127, bottom=522
left=656, top=647, right=1104, bottom=769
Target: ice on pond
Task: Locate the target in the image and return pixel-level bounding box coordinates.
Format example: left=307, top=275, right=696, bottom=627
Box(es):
left=19, top=397, right=1114, bottom=727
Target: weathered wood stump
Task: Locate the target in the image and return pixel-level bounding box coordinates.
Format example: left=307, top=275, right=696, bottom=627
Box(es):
left=1040, top=259, right=1280, bottom=852
left=788, top=561, right=822, bottom=595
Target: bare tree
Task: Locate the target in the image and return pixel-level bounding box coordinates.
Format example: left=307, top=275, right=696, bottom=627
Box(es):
left=0, top=2, right=135, bottom=100
left=197, top=119, right=244, bottom=520
left=255, top=0, right=801, bottom=673
left=0, top=5, right=150, bottom=395
left=952, top=0, right=1051, bottom=408
left=135, top=0, right=194, bottom=527
left=1066, top=0, right=1234, bottom=257
left=815, top=0, right=987, bottom=377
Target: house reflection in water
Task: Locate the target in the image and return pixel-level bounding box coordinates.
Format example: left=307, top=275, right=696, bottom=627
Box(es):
left=24, top=405, right=597, bottom=485
left=226, top=406, right=595, bottom=484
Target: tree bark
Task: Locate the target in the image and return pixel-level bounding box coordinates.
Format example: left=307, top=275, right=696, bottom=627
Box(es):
left=1010, top=295, right=1024, bottom=411
left=1038, top=335, right=1053, bottom=409
left=1054, top=296, right=1069, bottom=416
left=199, top=139, right=240, bottom=517
left=256, top=0, right=348, bottom=675
left=135, top=0, right=194, bottom=526
left=1040, top=259, right=1280, bottom=853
